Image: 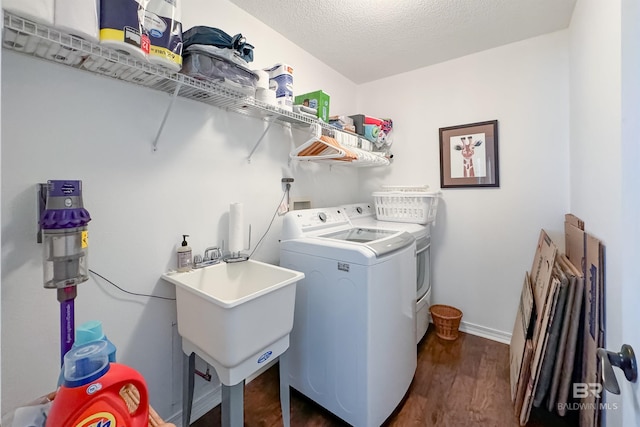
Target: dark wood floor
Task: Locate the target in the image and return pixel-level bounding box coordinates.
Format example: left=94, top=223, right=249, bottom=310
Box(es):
left=191, top=325, right=576, bottom=426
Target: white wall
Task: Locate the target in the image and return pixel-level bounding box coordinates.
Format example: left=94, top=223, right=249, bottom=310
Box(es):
left=569, top=0, right=640, bottom=425
left=620, top=0, right=640, bottom=423
left=0, top=2, right=3, bottom=414
left=357, top=31, right=571, bottom=336
left=569, top=0, right=621, bottom=275
left=0, top=0, right=359, bottom=419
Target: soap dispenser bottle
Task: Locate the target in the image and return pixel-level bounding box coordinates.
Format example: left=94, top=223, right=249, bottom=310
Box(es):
left=177, top=235, right=192, bottom=272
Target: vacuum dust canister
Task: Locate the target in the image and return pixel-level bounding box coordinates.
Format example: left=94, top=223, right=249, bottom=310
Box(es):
left=39, top=180, right=92, bottom=289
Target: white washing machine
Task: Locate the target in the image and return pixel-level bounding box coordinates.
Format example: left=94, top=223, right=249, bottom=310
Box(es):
left=342, top=203, right=432, bottom=344
left=280, top=207, right=417, bottom=427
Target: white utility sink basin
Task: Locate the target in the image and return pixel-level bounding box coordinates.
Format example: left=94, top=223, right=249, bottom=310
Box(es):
left=161, top=259, right=304, bottom=385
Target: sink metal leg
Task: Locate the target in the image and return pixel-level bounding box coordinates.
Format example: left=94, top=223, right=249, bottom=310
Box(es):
left=279, top=351, right=291, bottom=427
left=183, top=352, right=195, bottom=427
left=221, top=381, right=244, bottom=427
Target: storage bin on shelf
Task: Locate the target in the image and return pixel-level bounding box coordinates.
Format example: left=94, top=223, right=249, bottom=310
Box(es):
left=372, top=187, right=441, bottom=224
left=430, top=304, right=463, bottom=341
left=181, top=45, right=258, bottom=95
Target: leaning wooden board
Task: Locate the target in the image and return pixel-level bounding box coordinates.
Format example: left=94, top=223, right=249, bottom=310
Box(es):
left=520, top=274, right=561, bottom=425
left=510, top=272, right=534, bottom=402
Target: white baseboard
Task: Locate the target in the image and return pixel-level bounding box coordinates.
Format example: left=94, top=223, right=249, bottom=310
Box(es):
left=457, top=320, right=512, bottom=344
left=429, top=315, right=511, bottom=344
left=166, top=386, right=221, bottom=427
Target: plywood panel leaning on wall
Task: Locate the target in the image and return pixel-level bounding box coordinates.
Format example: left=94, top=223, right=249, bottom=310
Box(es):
left=510, top=272, right=534, bottom=406
left=579, top=233, right=605, bottom=427
left=529, top=230, right=558, bottom=319
left=520, top=272, right=561, bottom=425
left=516, top=229, right=561, bottom=426
left=512, top=219, right=605, bottom=426
left=510, top=271, right=541, bottom=420
left=550, top=254, right=584, bottom=416
left=558, top=214, right=605, bottom=427
left=533, top=265, right=571, bottom=408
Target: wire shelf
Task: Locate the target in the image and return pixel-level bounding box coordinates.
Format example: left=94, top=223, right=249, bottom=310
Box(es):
left=2, top=12, right=389, bottom=166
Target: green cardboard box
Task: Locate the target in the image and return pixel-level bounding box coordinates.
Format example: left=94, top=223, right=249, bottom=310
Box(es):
left=295, top=90, right=330, bottom=122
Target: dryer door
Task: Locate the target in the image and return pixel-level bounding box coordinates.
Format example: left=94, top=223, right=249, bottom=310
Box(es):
left=416, top=235, right=431, bottom=300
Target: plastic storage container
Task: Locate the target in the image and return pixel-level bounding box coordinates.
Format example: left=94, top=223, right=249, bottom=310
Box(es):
left=372, top=188, right=441, bottom=224
left=181, top=47, right=258, bottom=91
left=380, top=185, right=430, bottom=192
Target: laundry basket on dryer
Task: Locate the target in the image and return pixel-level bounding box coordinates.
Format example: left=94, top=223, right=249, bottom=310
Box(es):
left=372, top=186, right=441, bottom=225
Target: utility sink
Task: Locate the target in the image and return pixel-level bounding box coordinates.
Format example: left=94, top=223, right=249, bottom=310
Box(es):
left=161, top=260, right=304, bottom=385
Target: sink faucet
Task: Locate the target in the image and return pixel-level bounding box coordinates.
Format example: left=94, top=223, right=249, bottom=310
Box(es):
left=204, top=246, right=222, bottom=262
left=194, top=246, right=222, bottom=268
left=222, top=225, right=252, bottom=263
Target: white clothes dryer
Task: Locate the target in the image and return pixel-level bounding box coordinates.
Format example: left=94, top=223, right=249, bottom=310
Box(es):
left=342, top=203, right=432, bottom=344
left=280, top=207, right=417, bottom=427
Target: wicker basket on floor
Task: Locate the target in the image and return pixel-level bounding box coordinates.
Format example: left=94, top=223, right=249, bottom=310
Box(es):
left=430, top=304, right=463, bottom=341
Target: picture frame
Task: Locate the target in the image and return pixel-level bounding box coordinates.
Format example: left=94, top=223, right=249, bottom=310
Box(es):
left=439, top=120, right=499, bottom=188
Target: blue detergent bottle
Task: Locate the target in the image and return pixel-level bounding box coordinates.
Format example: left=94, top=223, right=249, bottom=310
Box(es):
left=75, top=320, right=117, bottom=362
left=47, top=341, right=149, bottom=427
left=57, top=320, right=117, bottom=386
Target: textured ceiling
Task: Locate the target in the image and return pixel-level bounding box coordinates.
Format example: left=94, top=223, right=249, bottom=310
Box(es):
left=228, top=0, right=577, bottom=84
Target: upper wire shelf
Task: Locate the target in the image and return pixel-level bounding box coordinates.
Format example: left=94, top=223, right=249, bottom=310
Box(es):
left=2, top=12, right=322, bottom=124
left=2, top=12, right=389, bottom=166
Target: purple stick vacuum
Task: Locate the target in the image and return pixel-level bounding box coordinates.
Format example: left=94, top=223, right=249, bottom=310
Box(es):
left=40, top=180, right=91, bottom=365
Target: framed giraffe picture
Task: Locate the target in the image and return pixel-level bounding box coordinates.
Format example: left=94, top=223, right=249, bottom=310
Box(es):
left=439, top=120, right=499, bottom=188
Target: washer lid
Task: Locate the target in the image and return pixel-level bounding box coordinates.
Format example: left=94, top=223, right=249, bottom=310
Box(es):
left=343, top=203, right=430, bottom=239
left=320, top=227, right=396, bottom=243
left=319, top=228, right=414, bottom=256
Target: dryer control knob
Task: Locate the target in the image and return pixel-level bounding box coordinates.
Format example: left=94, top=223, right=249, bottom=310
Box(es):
left=318, top=212, right=327, bottom=222
left=356, top=207, right=363, bottom=214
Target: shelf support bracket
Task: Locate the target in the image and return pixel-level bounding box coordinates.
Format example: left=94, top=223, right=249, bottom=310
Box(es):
left=247, top=116, right=277, bottom=163
left=152, top=82, right=182, bottom=152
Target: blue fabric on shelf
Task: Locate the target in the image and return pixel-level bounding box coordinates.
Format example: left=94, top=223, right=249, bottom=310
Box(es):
left=182, top=26, right=254, bottom=62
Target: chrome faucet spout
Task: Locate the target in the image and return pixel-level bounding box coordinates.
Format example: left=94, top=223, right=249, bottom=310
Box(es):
left=204, top=246, right=222, bottom=261
left=194, top=246, right=222, bottom=268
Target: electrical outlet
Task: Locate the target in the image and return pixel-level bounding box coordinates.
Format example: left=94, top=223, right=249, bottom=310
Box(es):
left=281, top=177, right=294, bottom=192
left=280, top=178, right=293, bottom=215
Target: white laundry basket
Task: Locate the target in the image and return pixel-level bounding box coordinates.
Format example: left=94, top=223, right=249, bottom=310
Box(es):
left=372, top=187, right=441, bottom=224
